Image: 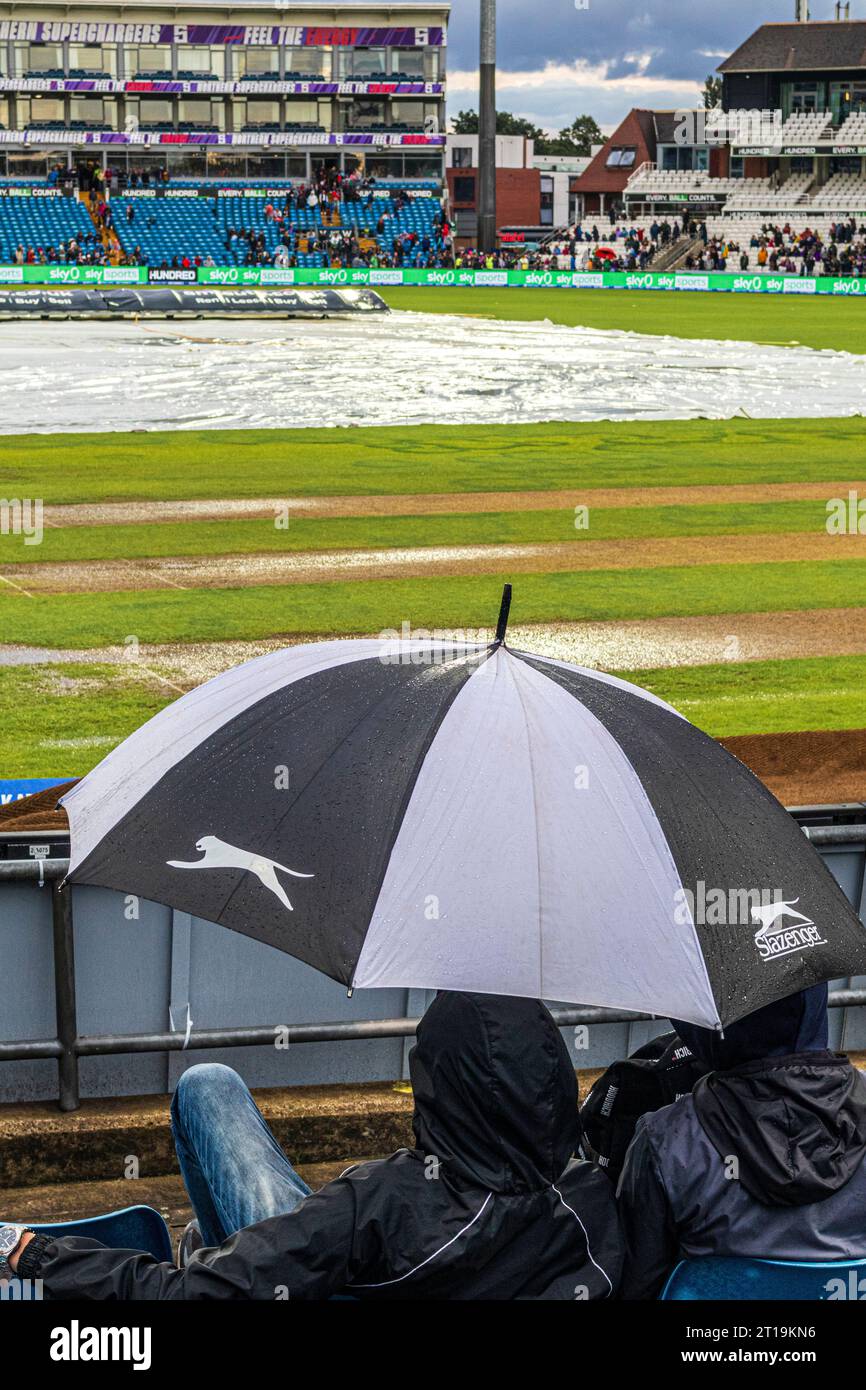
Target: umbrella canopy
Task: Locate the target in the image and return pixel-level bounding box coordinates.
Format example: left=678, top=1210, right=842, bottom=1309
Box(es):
left=60, top=602, right=866, bottom=1028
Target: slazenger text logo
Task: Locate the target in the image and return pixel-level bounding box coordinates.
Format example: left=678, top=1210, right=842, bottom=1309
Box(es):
left=674, top=885, right=827, bottom=962
left=751, top=899, right=826, bottom=961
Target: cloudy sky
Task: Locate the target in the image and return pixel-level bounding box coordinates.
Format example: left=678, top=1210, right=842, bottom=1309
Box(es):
left=341, top=0, right=814, bottom=132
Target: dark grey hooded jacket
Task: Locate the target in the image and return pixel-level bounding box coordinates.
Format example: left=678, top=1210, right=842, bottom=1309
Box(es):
left=29, top=993, right=622, bottom=1300
left=617, top=984, right=866, bottom=1299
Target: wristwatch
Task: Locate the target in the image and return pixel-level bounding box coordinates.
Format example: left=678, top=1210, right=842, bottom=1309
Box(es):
left=0, top=1224, right=28, bottom=1273
left=0, top=1224, right=52, bottom=1280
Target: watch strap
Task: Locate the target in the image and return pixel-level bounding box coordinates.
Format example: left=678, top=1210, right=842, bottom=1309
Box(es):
left=15, top=1232, right=53, bottom=1281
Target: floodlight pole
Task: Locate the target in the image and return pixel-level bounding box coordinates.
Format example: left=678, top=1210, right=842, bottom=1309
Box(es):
left=478, top=0, right=497, bottom=252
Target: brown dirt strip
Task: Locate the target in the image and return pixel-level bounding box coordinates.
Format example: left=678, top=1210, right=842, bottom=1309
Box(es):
left=6, top=730, right=865, bottom=827
left=721, top=729, right=866, bottom=808
left=42, top=480, right=866, bottom=527
left=2, top=609, right=863, bottom=676
left=5, top=532, right=866, bottom=594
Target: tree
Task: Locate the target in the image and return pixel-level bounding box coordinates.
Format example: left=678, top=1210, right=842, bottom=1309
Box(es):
left=450, top=108, right=545, bottom=141
left=542, top=114, right=604, bottom=156
left=703, top=75, right=722, bottom=110
left=451, top=109, right=480, bottom=133
left=450, top=108, right=604, bottom=157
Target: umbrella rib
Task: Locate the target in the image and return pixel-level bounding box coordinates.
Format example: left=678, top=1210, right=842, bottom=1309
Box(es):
left=509, top=657, right=545, bottom=999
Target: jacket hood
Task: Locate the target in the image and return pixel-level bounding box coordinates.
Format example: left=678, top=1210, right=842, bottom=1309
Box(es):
left=673, top=986, right=866, bottom=1206
left=672, top=984, right=829, bottom=1071
left=409, top=992, right=580, bottom=1194
left=690, top=1052, right=866, bottom=1206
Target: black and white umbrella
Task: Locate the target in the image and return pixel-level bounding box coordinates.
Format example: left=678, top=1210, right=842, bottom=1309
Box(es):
left=60, top=589, right=866, bottom=1029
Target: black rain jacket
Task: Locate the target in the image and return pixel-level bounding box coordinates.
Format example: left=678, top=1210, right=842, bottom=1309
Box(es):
left=30, top=993, right=622, bottom=1300
left=617, top=985, right=866, bottom=1298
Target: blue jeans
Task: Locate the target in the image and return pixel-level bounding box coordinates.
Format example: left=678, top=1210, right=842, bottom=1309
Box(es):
left=170, top=1063, right=312, bottom=1248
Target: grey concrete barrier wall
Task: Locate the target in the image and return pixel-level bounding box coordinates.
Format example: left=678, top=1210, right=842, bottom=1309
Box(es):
left=1, top=824, right=864, bottom=1102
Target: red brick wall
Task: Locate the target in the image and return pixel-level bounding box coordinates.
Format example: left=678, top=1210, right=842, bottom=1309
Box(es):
left=446, top=167, right=541, bottom=230
left=744, top=156, right=769, bottom=179
left=710, top=145, right=730, bottom=178
left=495, top=168, right=541, bottom=225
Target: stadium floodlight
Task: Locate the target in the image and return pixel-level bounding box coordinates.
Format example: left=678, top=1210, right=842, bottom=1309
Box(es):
left=478, top=0, right=497, bottom=253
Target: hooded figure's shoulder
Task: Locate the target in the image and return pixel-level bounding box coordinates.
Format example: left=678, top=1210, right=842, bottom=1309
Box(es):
left=556, top=1156, right=622, bottom=1217
left=635, top=1092, right=709, bottom=1171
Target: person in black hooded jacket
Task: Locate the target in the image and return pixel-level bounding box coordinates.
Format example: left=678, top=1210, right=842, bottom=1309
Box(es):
left=11, top=993, right=622, bottom=1300
left=617, top=983, right=866, bottom=1299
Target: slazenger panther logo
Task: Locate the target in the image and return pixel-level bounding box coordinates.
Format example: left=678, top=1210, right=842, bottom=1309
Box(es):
left=168, top=836, right=314, bottom=912
left=750, top=898, right=827, bottom=961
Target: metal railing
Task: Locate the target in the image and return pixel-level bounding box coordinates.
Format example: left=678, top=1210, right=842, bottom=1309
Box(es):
left=2, top=821, right=865, bottom=1112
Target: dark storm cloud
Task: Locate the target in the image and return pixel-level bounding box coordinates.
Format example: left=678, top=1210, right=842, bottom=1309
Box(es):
left=230, top=0, right=799, bottom=86
left=445, top=0, right=795, bottom=80
left=232, top=0, right=811, bottom=128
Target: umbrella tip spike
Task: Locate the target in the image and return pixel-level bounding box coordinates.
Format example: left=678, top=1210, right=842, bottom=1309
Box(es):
left=494, top=583, right=512, bottom=647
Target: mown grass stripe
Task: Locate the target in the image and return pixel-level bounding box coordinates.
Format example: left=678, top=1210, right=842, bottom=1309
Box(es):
left=0, top=499, right=853, bottom=566
left=3, top=417, right=866, bottom=504
left=3, top=652, right=865, bottom=778
left=0, top=560, right=864, bottom=648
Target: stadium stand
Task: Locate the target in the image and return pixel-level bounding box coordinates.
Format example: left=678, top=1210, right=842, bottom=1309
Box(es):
left=777, top=109, right=834, bottom=143
left=810, top=173, right=866, bottom=209
left=0, top=194, right=95, bottom=262
left=835, top=111, right=866, bottom=144
left=724, top=172, right=814, bottom=211
left=625, top=167, right=772, bottom=199
left=108, top=182, right=444, bottom=267
left=690, top=214, right=866, bottom=277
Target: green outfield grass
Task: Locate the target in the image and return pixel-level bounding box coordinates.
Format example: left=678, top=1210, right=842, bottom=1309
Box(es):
left=383, top=286, right=866, bottom=354
left=3, top=417, right=866, bottom=504
left=0, top=560, right=862, bottom=649
left=0, top=663, right=171, bottom=778
left=621, top=654, right=866, bottom=739
left=0, top=498, right=842, bottom=565
left=3, top=309, right=865, bottom=776
left=4, top=653, right=863, bottom=778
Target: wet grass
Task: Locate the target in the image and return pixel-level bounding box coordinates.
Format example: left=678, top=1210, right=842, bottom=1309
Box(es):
left=3, top=417, right=866, bottom=504
left=4, top=652, right=864, bottom=778
left=0, top=498, right=848, bottom=565
left=619, top=654, right=866, bottom=739
left=383, top=286, right=866, bottom=355
left=0, top=559, right=863, bottom=648
left=3, top=315, right=864, bottom=772
left=0, top=663, right=172, bottom=778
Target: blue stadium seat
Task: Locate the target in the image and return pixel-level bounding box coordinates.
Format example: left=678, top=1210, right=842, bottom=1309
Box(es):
left=26, top=1204, right=173, bottom=1262
left=0, top=1206, right=172, bottom=1298
left=0, top=180, right=443, bottom=268
left=660, top=1255, right=866, bottom=1301
left=112, top=184, right=443, bottom=268
left=0, top=193, right=94, bottom=262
